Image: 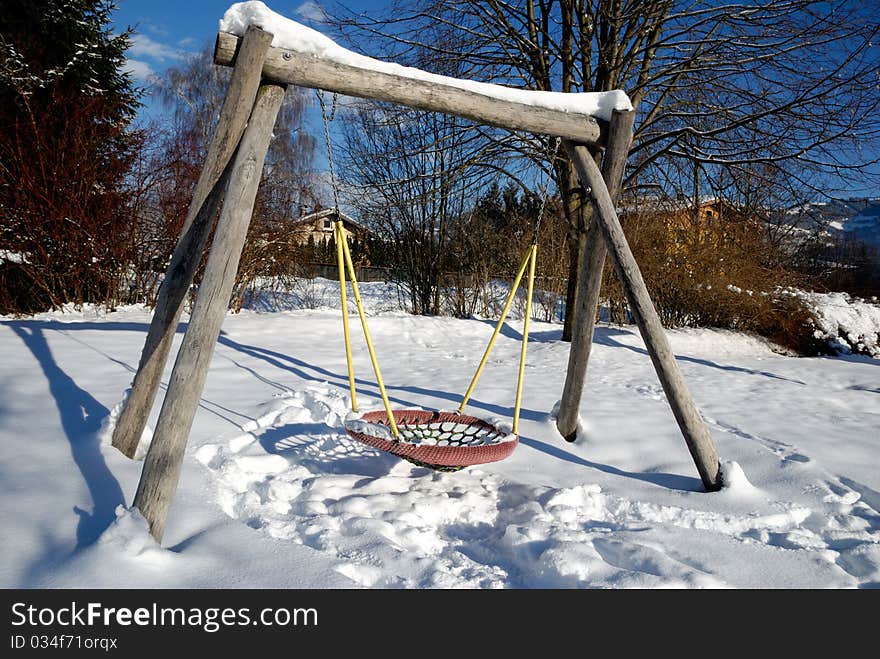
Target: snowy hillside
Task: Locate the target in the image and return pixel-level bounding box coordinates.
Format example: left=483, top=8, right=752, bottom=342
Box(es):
left=1, top=289, right=878, bottom=588
left=784, top=198, right=880, bottom=248
left=845, top=203, right=880, bottom=248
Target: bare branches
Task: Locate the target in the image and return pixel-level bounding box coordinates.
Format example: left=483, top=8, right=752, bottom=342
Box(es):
left=332, top=0, right=879, bottom=205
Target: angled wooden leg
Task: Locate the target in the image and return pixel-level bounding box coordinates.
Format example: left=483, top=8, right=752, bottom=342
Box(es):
left=133, top=82, right=287, bottom=542
left=564, top=140, right=722, bottom=492
left=111, top=26, right=274, bottom=458
left=556, top=109, right=635, bottom=441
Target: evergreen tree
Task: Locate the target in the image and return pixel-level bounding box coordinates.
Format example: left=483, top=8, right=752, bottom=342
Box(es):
left=325, top=234, right=336, bottom=265
left=305, top=235, right=317, bottom=263
left=0, top=0, right=141, bottom=312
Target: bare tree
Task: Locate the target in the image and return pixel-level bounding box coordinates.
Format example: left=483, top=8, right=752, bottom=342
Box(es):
left=125, top=120, right=201, bottom=306
left=333, top=0, right=880, bottom=336
left=149, top=44, right=318, bottom=308
left=338, top=75, right=521, bottom=314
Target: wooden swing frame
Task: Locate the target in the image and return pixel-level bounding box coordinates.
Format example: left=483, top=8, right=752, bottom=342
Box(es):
left=112, top=25, right=721, bottom=543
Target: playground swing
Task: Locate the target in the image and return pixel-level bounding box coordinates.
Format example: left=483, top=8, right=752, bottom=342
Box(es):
left=116, top=20, right=723, bottom=543
left=317, top=89, right=556, bottom=471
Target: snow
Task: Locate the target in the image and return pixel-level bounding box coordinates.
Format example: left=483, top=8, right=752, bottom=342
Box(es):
left=1, top=287, right=879, bottom=588
left=98, top=389, right=153, bottom=460
left=717, top=460, right=763, bottom=501
left=1, top=250, right=27, bottom=264
left=788, top=289, right=880, bottom=357
left=219, top=1, right=633, bottom=122
left=343, top=415, right=397, bottom=442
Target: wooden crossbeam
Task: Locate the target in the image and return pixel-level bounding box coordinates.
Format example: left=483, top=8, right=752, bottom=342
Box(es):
left=213, top=31, right=606, bottom=145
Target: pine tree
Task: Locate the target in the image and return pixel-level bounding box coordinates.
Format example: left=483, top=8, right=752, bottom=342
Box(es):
left=0, top=0, right=141, bottom=312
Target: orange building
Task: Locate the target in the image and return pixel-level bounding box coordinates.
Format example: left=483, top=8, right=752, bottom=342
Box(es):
left=623, top=198, right=760, bottom=253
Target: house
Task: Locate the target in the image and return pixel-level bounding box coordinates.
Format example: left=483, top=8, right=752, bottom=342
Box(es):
left=621, top=197, right=759, bottom=252
left=289, top=208, right=369, bottom=246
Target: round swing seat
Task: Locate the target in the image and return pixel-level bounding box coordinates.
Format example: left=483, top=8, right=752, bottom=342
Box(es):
left=344, top=410, right=518, bottom=472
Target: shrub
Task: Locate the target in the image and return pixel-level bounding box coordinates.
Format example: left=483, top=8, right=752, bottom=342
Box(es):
left=601, top=201, right=822, bottom=353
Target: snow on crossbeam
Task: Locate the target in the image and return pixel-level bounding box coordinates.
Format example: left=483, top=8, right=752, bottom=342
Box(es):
left=215, top=1, right=632, bottom=145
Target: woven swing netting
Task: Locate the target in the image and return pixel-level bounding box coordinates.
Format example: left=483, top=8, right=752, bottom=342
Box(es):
left=344, top=410, right=518, bottom=472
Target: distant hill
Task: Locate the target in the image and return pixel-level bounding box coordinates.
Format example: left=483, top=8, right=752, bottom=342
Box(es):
left=782, top=197, right=880, bottom=248
left=844, top=203, right=880, bottom=248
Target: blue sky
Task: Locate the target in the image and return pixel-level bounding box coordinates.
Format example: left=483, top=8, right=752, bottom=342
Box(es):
left=111, top=1, right=877, bottom=198
left=111, top=0, right=387, bottom=192
left=112, top=1, right=385, bottom=122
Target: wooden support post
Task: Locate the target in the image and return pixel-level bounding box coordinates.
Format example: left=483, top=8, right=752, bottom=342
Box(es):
left=111, top=26, right=274, bottom=458
left=133, top=82, right=287, bottom=542
left=564, top=140, right=722, bottom=492
left=556, top=110, right=635, bottom=441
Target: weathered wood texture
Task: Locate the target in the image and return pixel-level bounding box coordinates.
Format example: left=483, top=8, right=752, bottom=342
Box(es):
left=214, top=31, right=604, bottom=145
left=133, top=83, right=287, bottom=541
left=564, top=141, right=722, bottom=492
left=556, top=110, right=635, bottom=441
left=112, top=26, right=274, bottom=458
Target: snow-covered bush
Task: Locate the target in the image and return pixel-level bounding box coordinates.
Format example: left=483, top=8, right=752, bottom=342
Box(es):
left=781, top=289, right=880, bottom=357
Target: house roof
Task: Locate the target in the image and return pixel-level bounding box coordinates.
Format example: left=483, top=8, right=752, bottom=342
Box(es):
left=620, top=196, right=728, bottom=213
left=292, top=207, right=365, bottom=230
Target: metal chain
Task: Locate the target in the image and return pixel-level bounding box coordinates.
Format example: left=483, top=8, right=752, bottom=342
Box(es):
left=531, top=136, right=560, bottom=245
left=316, top=89, right=341, bottom=212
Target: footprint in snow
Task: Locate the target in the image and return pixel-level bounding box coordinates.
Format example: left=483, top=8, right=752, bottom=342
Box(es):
left=706, top=417, right=811, bottom=464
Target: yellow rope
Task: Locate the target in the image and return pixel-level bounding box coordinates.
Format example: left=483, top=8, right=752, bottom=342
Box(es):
left=457, top=246, right=534, bottom=414
left=513, top=245, right=537, bottom=434
left=336, top=221, right=357, bottom=412
left=339, top=228, right=400, bottom=438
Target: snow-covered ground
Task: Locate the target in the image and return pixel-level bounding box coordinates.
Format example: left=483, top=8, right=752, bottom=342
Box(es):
left=1, top=284, right=878, bottom=588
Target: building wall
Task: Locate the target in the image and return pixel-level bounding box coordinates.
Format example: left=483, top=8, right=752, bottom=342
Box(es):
left=655, top=201, right=757, bottom=252
left=291, top=218, right=364, bottom=245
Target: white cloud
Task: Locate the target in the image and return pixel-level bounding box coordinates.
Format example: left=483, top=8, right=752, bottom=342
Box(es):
left=123, top=58, right=155, bottom=82
left=129, top=34, right=187, bottom=62
left=143, top=21, right=170, bottom=38
left=295, top=1, right=326, bottom=23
